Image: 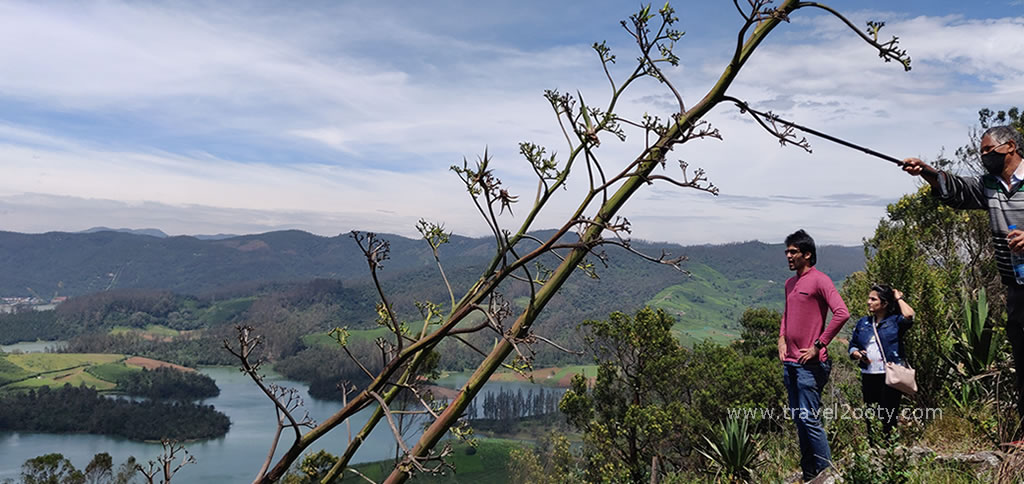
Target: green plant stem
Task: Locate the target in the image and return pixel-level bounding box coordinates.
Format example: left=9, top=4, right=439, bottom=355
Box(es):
left=381, top=4, right=800, bottom=483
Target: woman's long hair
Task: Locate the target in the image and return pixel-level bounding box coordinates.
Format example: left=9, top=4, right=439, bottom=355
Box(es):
left=871, top=284, right=899, bottom=318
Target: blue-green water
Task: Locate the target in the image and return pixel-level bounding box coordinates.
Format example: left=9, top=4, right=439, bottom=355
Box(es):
left=0, top=366, right=556, bottom=482
left=0, top=368, right=418, bottom=482
left=0, top=341, right=67, bottom=353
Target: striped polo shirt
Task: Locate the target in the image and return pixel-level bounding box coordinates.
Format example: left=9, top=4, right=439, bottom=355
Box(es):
left=934, top=170, right=1024, bottom=285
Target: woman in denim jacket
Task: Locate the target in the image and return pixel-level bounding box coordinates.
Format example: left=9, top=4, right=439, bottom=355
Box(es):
left=848, top=284, right=915, bottom=438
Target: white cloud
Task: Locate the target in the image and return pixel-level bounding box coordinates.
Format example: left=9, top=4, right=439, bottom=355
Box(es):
left=0, top=3, right=1021, bottom=246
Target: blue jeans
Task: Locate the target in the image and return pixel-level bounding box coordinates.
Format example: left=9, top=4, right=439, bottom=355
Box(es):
left=783, top=360, right=832, bottom=480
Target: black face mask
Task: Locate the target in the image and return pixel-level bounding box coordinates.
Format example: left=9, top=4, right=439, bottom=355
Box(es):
left=982, top=151, right=1006, bottom=175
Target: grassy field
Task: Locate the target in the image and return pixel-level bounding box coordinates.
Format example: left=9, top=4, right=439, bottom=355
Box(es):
left=86, top=361, right=142, bottom=383
left=339, top=438, right=519, bottom=483
left=7, top=367, right=119, bottom=391
left=437, top=364, right=598, bottom=388
left=4, top=353, right=123, bottom=373
left=195, top=296, right=257, bottom=326
left=647, top=262, right=781, bottom=345
left=489, top=365, right=598, bottom=386
left=0, top=357, right=33, bottom=385
left=110, top=324, right=181, bottom=338
left=0, top=353, right=180, bottom=393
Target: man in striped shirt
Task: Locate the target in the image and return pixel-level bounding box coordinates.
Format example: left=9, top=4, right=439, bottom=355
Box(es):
left=903, top=125, right=1024, bottom=415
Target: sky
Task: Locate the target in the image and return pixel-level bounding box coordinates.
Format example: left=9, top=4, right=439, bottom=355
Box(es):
left=1, top=1, right=1022, bottom=246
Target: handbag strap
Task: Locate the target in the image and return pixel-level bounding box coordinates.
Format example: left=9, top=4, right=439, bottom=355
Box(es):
left=870, top=318, right=889, bottom=365
left=870, top=317, right=912, bottom=369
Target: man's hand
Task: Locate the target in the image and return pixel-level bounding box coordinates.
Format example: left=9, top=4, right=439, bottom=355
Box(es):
left=1009, top=229, right=1024, bottom=254
left=797, top=345, right=819, bottom=364
left=901, top=157, right=929, bottom=176
left=902, top=157, right=940, bottom=187
left=778, top=335, right=787, bottom=362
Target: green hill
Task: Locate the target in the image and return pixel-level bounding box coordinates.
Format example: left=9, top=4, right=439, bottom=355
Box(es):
left=0, top=230, right=864, bottom=351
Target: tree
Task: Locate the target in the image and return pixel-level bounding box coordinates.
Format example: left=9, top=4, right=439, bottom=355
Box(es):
left=21, top=454, right=84, bottom=484
left=735, top=307, right=782, bottom=359
left=83, top=453, right=113, bottom=484
left=15, top=453, right=138, bottom=484
left=507, top=433, right=582, bottom=484
left=553, top=307, right=783, bottom=481
left=232, top=3, right=913, bottom=482
left=560, top=307, right=694, bottom=482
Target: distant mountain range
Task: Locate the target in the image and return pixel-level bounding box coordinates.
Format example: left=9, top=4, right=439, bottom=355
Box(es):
left=0, top=228, right=865, bottom=342
left=1, top=228, right=861, bottom=297
left=79, top=227, right=238, bottom=240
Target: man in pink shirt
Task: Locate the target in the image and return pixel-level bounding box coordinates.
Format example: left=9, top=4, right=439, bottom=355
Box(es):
left=778, top=229, right=850, bottom=481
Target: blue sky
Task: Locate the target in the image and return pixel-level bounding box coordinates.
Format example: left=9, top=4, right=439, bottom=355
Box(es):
left=1, top=1, right=1022, bottom=245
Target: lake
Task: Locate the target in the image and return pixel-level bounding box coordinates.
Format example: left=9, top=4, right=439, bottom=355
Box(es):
left=0, top=341, right=67, bottom=353
left=0, top=365, right=560, bottom=482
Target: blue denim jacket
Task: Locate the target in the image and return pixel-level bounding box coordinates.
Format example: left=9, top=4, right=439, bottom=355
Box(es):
left=847, top=314, right=913, bottom=365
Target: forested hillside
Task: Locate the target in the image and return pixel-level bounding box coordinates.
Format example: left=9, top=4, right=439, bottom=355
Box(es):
left=0, top=229, right=860, bottom=298
left=0, top=230, right=863, bottom=360
left=0, top=230, right=862, bottom=354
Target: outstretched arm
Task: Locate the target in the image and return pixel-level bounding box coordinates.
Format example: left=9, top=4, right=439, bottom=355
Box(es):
left=901, top=157, right=940, bottom=188
left=903, top=157, right=988, bottom=210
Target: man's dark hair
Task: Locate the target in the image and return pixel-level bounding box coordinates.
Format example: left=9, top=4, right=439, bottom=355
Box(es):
left=871, top=284, right=899, bottom=317
left=784, top=229, right=816, bottom=266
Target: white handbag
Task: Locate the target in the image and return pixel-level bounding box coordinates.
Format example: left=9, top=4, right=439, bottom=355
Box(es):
left=872, top=321, right=917, bottom=395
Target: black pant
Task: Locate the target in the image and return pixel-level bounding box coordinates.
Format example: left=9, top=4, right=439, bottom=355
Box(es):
left=861, top=373, right=901, bottom=440
left=1006, top=284, right=1024, bottom=416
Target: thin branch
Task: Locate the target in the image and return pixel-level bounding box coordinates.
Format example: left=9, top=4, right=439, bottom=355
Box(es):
left=417, top=221, right=456, bottom=311
left=598, top=238, right=690, bottom=274
left=352, top=232, right=407, bottom=352
left=448, top=321, right=489, bottom=336
left=530, top=333, right=585, bottom=356
left=451, top=334, right=491, bottom=358
left=732, top=0, right=750, bottom=22
left=368, top=391, right=420, bottom=471
left=722, top=95, right=811, bottom=152
left=796, top=2, right=911, bottom=70
left=224, top=326, right=303, bottom=441
left=348, top=468, right=379, bottom=484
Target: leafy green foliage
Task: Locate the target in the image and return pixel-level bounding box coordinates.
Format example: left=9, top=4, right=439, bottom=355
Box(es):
left=0, top=309, right=60, bottom=345
left=560, top=307, right=695, bottom=483
left=841, top=184, right=997, bottom=409
left=20, top=453, right=84, bottom=484
left=507, top=433, right=584, bottom=484
left=560, top=307, right=785, bottom=482
left=735, top=307, right=782, bottom=359
left=698, top=417, right=762, bottom=482
left=952, top=287, right=1001, bottom=377
left=17, top=452, right=138, bottom=484
left=273, top=343, right=381, bottom=400
left=841, top=427, right=914, bottom=484
left=115, top=367, right=219, bottom=400
left=282, top=450, right=338, bottom=484
left=64, top=331, right=237, bottom=367
left=0, top=384, right=229, bottom=441
left=84, top=361, right=140, bottom=384
left=297, top=439, right=517, bottom=483
left=0, top=354, right=33, bottom=385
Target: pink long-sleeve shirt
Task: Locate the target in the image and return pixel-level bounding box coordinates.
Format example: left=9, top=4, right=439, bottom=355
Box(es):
left=779, top=266, right=850, bottom=363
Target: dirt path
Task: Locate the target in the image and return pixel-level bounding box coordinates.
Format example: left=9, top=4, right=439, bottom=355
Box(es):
left=124, top=356, right=195, bottom=372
